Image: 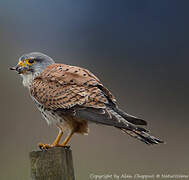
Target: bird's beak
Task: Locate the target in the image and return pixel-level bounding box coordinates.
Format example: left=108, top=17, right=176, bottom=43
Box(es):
left=9, top=61, right=28, bottom=74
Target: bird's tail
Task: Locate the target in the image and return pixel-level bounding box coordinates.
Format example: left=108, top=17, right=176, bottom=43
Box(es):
left=118, top=127, right=164, bottom=145
left=106, top=106, right=164, bottom=145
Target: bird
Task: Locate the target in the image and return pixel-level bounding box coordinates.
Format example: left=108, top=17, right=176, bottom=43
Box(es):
left=10, top=52, right=164, bottom=150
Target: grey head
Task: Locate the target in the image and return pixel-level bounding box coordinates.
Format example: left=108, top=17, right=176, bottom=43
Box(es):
left=10, top=52, right=55, bottom=87
left=10, top=52, right=55, bottom=75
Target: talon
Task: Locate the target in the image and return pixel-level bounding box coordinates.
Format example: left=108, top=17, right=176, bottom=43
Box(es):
left=55, top=144, right=70, bottom=148
left=65, top=145, right=70, bottom=149
left=38, top=143, right=53, bottom=150
left=38, top=143, right=44, bottom=150
left=39, top=145, right=43, bottom=151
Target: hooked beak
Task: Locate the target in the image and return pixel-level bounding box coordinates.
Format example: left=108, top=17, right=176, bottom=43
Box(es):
left=9, top=61, right=28, bottom=74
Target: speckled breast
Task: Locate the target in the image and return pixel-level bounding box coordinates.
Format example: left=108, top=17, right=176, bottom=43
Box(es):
left=32, top=97, right=63, bottom=126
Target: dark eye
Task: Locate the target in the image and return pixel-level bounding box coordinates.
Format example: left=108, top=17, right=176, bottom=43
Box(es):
left=28, top=59, right=35, bottom=64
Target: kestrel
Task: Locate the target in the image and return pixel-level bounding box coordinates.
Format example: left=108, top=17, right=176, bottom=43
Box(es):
left=10, top=52, right=164, bottom=149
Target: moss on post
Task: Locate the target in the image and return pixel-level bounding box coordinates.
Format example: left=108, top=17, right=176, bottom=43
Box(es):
left=29, top=147, right=75, bottom=180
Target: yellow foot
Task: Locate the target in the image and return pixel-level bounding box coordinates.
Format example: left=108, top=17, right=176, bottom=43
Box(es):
left=56, top=144, right=70, bottom=148
left=38, top=143, right=70, bottom=150
left=38, top=143, right=55, bottom=150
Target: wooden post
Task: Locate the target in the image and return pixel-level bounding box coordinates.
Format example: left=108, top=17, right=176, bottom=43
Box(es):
left=29, top=147, right=75, bottom=180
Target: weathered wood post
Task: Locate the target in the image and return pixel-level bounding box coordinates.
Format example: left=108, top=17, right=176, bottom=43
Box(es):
left=29, top=147, right=75, bottom=180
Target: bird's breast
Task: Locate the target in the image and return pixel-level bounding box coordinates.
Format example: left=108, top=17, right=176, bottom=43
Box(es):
left=32, top=97, right=64, bottom=126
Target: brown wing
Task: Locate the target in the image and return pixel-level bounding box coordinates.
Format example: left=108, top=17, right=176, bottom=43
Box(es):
left=30, top=63, right=116, bottom=110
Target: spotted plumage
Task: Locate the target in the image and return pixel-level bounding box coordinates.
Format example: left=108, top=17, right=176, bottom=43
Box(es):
left=30, top=63, right=114, bottom=110
left=10, top=52, right=164, bottom=149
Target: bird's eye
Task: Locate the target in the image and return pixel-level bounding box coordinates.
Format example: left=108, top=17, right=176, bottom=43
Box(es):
left=27, top=59, right=35, bottom=65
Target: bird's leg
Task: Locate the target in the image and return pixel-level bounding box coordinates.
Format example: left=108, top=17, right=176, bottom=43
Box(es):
left=58, top=130, right=74, bottom=147
left=38, top=130, right=63, bottom=150
left=52, top=130, right=64, bottom=146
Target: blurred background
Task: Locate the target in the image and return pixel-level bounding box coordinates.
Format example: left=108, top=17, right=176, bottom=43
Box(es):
left=1, top=0, right=189, bottom=179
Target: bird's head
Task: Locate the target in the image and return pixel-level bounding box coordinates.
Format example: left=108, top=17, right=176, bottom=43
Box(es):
left=10, top=52, right=55, bottom=76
